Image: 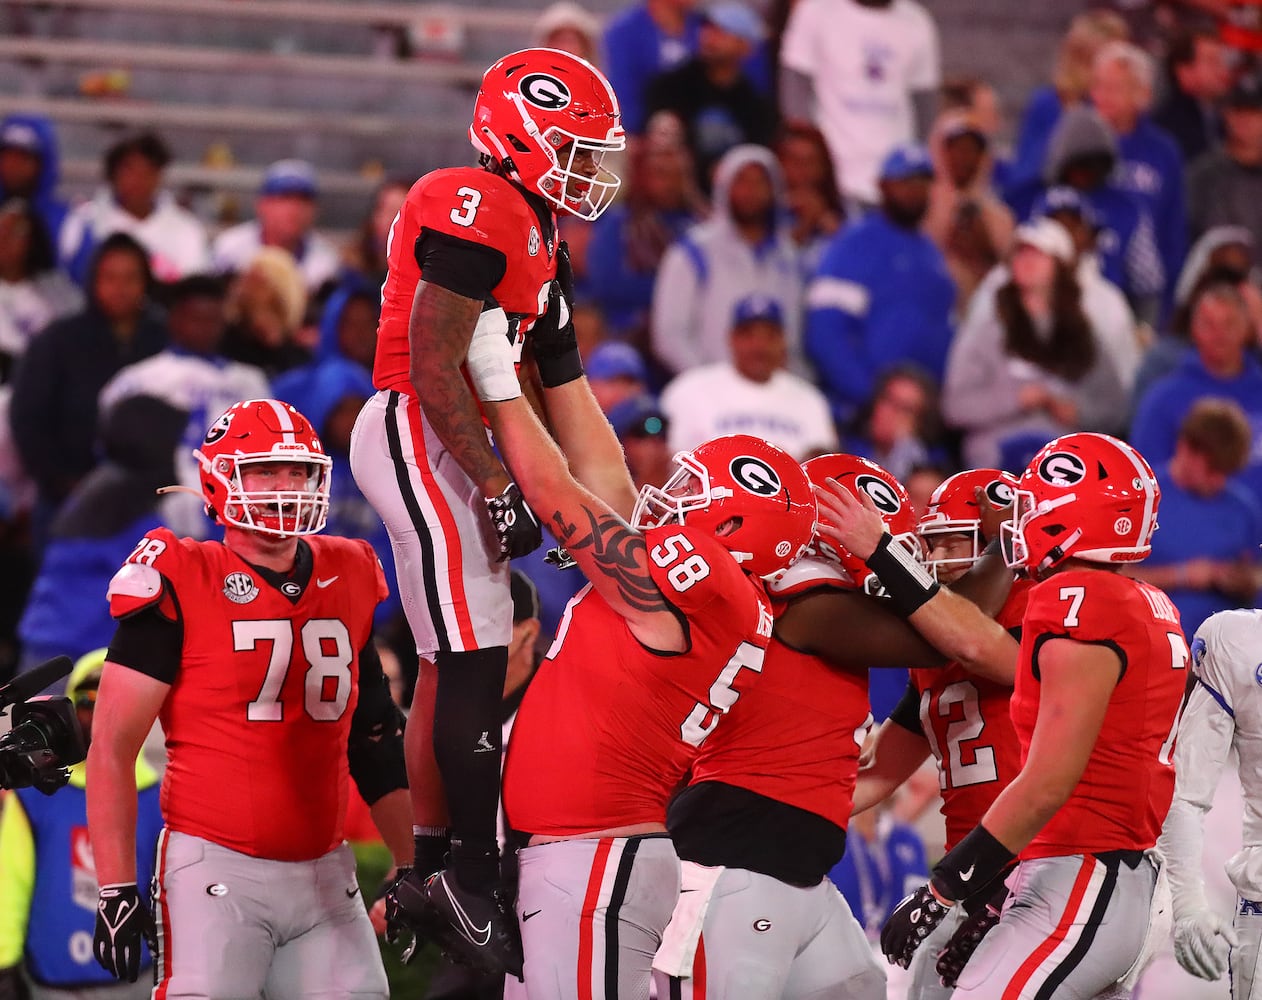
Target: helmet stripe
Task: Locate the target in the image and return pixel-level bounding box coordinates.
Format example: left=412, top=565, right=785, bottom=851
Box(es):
left=266, top=398, right=297, bottom=446
left=1111, top=438, right=1156, bottom=539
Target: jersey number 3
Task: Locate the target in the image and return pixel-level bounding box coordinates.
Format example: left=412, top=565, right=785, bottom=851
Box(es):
left=235, top=619, right=354, bottom=723
left=450, top=187, right=482, bottom=227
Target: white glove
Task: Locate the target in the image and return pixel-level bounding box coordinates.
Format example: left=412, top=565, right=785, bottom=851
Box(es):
left=1173, top=908, right=1238, bottom=981
left=465, top=306, right=520, bottom=402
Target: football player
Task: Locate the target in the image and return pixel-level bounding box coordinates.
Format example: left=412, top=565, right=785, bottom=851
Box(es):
left=850, top=468, right=1033, bottom=999
left=86, top=399, right=412, bottom=999
left=830, top=433, right=1186, bottom=998
left=349, top=45, right=626, bottom=971
left=651, top=456, right=1019, bottom=1000
left=464, top=347, right=817, bottom=998
left=1158, top=606, right=1261, bottom=996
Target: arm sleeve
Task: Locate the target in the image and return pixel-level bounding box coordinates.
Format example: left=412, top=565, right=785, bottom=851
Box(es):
left=650, top=242, right=706, bottom=375
left=346, top=640, right=408, bottom=806
left=105, top=607, right=184, bottom=685
left=887, top=680, right=924, bottom=736
left=415, top=229, right=508, bottom=302
left=0, top=794, right=34, bottom=966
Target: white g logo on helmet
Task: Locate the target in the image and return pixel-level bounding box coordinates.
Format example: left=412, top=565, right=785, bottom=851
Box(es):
left=855, top=474, right=901, bottom=515
left=519, top=73, right=572, bottom=110
left=1036, top=452, right=1087, bottom=487
left=985, top=480, right=1015, bottom=506
left=730, top=456, right=783, bottom=497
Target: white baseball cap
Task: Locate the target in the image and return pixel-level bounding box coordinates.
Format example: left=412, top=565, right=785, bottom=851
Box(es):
left=1013, top=217, right=1075, bottom=264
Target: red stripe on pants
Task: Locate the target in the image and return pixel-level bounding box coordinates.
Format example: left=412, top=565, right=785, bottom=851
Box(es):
left=1002, top=856, right=1097, bottom=1000
left=404, top=395, right=477, bottom=648
left=578, top=840, right=614, bottom=1000
left=153, top=830, right=173, bottom=1000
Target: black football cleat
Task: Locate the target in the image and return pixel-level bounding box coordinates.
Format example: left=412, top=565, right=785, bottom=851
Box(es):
left=421, top=869, right=524, bottom=980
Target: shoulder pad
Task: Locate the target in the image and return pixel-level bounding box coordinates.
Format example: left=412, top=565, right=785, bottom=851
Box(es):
left=107, top=563, right=165, bottom=620
left=768, top=556, right=854, bottom=598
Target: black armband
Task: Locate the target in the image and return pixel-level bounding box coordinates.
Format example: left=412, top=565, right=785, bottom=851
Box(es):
left=931, top=823, right=1016, bottom=905
left=887, top=680, right=924, bottom=736
left=866, top=532, right=940, bottom=618
left=106, top=607, right=183, bottom=685
left=535, top=345, right=583, bottom=388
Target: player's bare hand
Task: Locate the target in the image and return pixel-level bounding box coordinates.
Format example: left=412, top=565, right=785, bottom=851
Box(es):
left=814, top=478, right=886, bottom=561
left=974, top=486, right=1011, bottom=545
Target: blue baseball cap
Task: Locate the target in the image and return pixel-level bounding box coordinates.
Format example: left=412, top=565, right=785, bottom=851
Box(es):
left=260, top=158, right=318, bottom=198
left=586, top=342, right=648, bottom=383
left=607, top=394, right=668, bottom=439
left=1033, top=185, right=1099, bottom=228
left=879, top=143, right=934, bottom=182
left=701, top=1, right=766, bottom=44
left=732, top=294, right=784, bottom=328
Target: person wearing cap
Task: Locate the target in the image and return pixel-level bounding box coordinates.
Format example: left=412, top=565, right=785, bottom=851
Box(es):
left=1090, top=41, right=1187, bottom=314
left=608, top=393, right=674, bottom=490
left=942, top=217, right=1126, bottom=471
left=806, top=142, right=955, bottom=429
left=779, top=0, right=940, bottom=207
left=0, top=649, right=164, bottom=1000
left=0, top=114, right=68, bottom=248
left=661, top=293, right=837, bottom=460
left=652, top=143, right=805, bottom=376
left=212, top=159, right=340, bottom=294
left=923, top=109, right=1016, bottom=310
left=1154, top=27, right=1231, bottom=164
left=644, top=1, right=776, bottom=193
left=532, top=1, right=602, bottom=64
left=584, top=341, right=650, bottom=412
left=1189, top=75, right=1262, bottom=256
left=58, top=132, right=209, bottom=287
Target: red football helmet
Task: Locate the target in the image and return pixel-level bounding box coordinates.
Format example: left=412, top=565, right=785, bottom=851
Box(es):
left=632, top=434, right=817, bottom=580
left=803, top=454, right=923, bottom=596
left=918, top=468, right=1018, bottom=581
left=194, top=399, right=332, bottom=537
left=1003, top=432, right=1160, bottom=577
left=470, top=48, right=625, bottom=221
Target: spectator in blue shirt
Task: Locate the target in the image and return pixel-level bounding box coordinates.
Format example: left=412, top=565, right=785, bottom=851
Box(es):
left=1127, top=399, right=1262, bottom=637
left=805, top=143, right=956, bottom=427
left=602, top=0, right=704, bottom=136
left=1131, top=281, right=1262, bottom=505
left=1090, top=41, right=1187, bottom=314
left=0, top=115, right=68, bottom=250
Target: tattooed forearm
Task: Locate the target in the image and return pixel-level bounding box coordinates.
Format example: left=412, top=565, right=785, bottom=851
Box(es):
left=553, top=507, right=668, bottom=613
left=409, top=281, right=507, bottom=494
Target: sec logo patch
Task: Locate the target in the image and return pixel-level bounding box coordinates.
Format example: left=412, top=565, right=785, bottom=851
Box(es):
left=223, top=572, right=259, bottom=604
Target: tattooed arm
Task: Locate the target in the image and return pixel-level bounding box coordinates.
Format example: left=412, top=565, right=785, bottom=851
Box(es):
left=409, top=281, right=511, bottom=496
left=485, top=395, right=687, bottom=652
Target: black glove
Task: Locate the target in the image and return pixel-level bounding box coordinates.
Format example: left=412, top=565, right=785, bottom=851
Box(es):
left=935, top=881, right=1007, bottom=988
left=0, top=965, right=30, bottom=1000
left=532, top=242, right=582, bottom=388
left=544, top=545, right=578, bottom=570
left=94, top=883, right=153, bottom=983
left=484, top=483, right=543, bottom=561
left=880, top=882, right=952, bottom=969
left=380, top=867, right=424, bottom=965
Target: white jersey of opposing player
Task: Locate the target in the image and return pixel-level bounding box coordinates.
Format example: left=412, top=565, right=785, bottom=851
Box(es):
left=1170, top=609, right=1262, bottom=897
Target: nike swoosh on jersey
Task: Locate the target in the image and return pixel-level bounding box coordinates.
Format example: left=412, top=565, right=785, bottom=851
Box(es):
left=522, top=909, right=542, bottom=922
left=316, top=576, right=339, bottom=588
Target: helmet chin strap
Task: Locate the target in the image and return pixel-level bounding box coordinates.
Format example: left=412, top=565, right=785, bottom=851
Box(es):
left=1037, top=527, right=1084, bottom=573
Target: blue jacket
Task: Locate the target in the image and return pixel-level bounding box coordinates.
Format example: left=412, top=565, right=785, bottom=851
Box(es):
left=806, top=212, right=955, bottom=425
left=0, top=114, right=68, bottom=246
left=1116, top=118, right=1187, bottom=313
left=1130, top=349, right=1262, bottom=504
left=1006, top=86, right=1064, bottom=201
left=828, top=818, right=929, bottom=934
left=601, top=5, right=702, bottom=134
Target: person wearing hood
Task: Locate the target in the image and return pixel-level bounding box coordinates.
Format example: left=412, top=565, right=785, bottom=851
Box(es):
left=1131, top=280, right=1262, bottom=505
left=97, top=274, right=270, bottom=538
left=805, top=143, right=956, bottom=427
left=16, top=393, right=188, bottom=677
left=59, top=132, right=209, bottom=286
left=651, top=143, right=805, bottom=374
left=1188, top=74, right=1262, bottom=255
left=0, top=114, right=69, bottom=248
left=0, top=649, right=164, bottom=1000
left=1014, top=104, right=1165, bottom=324
left=9, top=233, right=166, bottom=534
left=1090, top=41, right=1187, bottom=314
left=1133, top=225, right=1260, bottom=401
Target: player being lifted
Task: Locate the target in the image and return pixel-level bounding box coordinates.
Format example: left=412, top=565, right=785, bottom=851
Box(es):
left=348, top=47, right=625, bottom=969
left=825, top=432, right=1187, bottom=999
left=88, top=399, right=412, bottom=999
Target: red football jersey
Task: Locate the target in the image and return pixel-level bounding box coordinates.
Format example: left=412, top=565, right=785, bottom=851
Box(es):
left=374, top=167, right=558, bottom=395
left=909, top=580, right=1033, bottom=851
left=687, top=634, right=871, bottom=829
left=1011, top=570, right=1187, bottom=859
left=503, top=525, right=775, bottom=837
left=108, top=529, right=388, bottom=861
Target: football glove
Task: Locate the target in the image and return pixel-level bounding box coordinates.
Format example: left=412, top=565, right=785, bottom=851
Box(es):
left=380, top=867, right=424, bottom=965
left=94, top=883, right=154, bottom=983
left=881, top=882, right=952, bottom=969
left=936, top=880, right=1008, bottom=987
left=484, top=483, right=542, bottom=561
left=1173, top=908, right=1238, bottom=981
